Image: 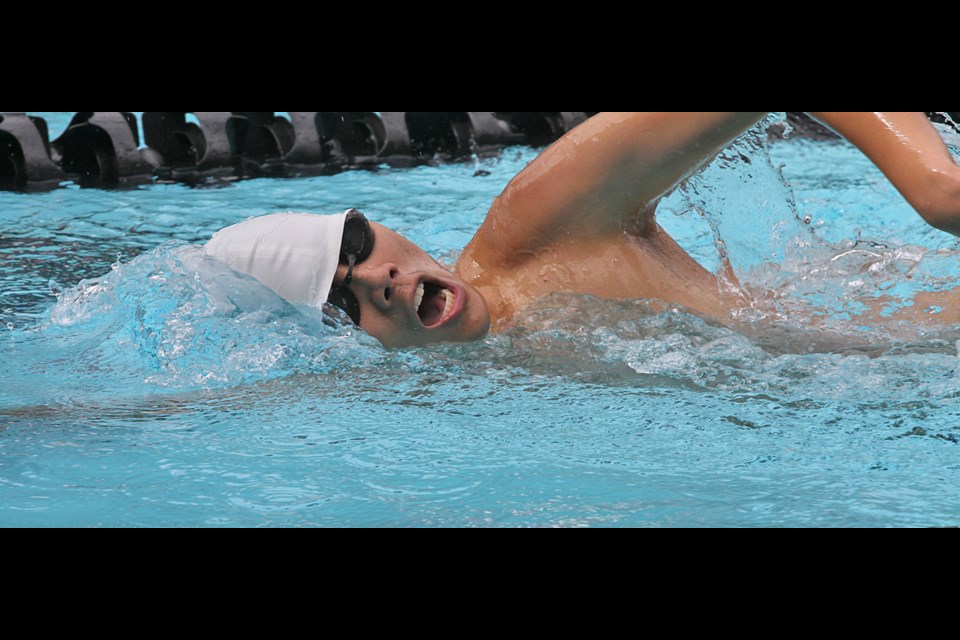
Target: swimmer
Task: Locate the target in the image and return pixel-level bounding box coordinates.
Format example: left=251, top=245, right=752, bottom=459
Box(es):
left=206, top=112, right=960, bottom=348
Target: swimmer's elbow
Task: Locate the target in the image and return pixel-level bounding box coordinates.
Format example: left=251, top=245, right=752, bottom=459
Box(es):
left=917, top=207, right=960, bottom=236
left=912, top=172, right=960, bottom=237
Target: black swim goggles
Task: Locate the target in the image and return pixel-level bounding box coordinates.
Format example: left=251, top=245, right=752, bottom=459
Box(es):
left=327, top=209, right=375, bottom=325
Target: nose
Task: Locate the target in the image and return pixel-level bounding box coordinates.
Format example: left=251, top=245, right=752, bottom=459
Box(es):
left=349, top=262, right=401, bottom=310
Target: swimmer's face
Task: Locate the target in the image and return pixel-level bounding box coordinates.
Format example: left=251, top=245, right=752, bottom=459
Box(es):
left=332, top=222, right=491, bottom=348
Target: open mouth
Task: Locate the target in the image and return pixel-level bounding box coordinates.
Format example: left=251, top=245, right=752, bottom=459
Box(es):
left=414, top=281, right=458, bottom=328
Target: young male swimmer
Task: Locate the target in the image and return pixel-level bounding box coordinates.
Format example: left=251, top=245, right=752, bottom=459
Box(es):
left=206, top=112, right=960, bottom=348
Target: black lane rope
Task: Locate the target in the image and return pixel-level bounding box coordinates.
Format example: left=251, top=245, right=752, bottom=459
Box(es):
left=1, top=112, right=957, bottom=192
left=0, top=112, right=598, bottom=191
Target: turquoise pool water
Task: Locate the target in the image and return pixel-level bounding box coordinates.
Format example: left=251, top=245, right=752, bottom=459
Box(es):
left=2, top=113, right=960, bottom=527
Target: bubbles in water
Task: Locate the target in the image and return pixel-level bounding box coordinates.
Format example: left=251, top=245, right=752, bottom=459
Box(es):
left=776, top=113, right=795, bottom=139
left=936, top=112, right=960, bottom=130
left=665, top=115, right=809, bottom=277
left=8, top=122, right=959, bottom=407
left=31, top=242, right=390, bottom=393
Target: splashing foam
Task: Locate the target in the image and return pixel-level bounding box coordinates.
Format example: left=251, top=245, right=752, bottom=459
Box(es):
left=16, top=118, right=960, bottom=403
left=657, top=114, right=960, bottom=348
left=433, top=117, right=960, bottom=396
left=39, top=243, right=386, bottom=392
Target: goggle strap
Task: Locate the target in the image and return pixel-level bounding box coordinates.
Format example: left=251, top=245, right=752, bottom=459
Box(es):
left=342, top=254, right=357, bottom=288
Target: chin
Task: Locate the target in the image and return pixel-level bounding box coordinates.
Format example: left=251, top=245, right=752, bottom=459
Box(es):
left=461, top=308, right=492, bottom=343
left=449, top=286, right=492, bottom=343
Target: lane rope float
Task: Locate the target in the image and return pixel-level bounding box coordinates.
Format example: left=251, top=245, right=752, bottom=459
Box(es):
left=2, top=112, right=955, bottom=191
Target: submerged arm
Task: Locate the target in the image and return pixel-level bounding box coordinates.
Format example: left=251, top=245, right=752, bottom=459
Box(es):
left=809, top=112, right=960, bottom=236
left=469, top=112, right=768, bottom=264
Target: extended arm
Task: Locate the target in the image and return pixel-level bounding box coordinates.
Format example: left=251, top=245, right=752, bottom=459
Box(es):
left=471, top=112, right=768, bottom=263
left=809, top=112, right=960, bottom=236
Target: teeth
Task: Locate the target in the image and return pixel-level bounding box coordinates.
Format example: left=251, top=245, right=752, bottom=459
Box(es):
left=414, top=283, right=424, bottom=312
left=441, top=288, right=454, bottom=318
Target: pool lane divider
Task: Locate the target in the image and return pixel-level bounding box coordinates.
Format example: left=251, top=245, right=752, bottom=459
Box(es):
left=52, top=112, right=156, bottom=188
left=0, top=114, right=66, bottom=191
left=0, top=112, right=600, bottom=191
left=6, top=112, right=955, bottom=192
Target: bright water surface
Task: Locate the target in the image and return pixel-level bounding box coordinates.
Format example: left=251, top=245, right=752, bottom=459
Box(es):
left=2, top=113, right=960, bottom=527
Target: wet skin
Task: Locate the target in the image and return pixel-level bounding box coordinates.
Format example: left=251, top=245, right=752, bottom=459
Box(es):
left=339, top=113, right=960, bottom=346
left=332, top=222, right=491, bottom=349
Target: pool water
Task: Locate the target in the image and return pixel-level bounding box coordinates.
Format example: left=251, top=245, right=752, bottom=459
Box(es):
left=2, top=113, right=960, bottom=527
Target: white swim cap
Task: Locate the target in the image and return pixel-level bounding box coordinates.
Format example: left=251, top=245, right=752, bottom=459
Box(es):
left=205, top=212, right=348, bottom=308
